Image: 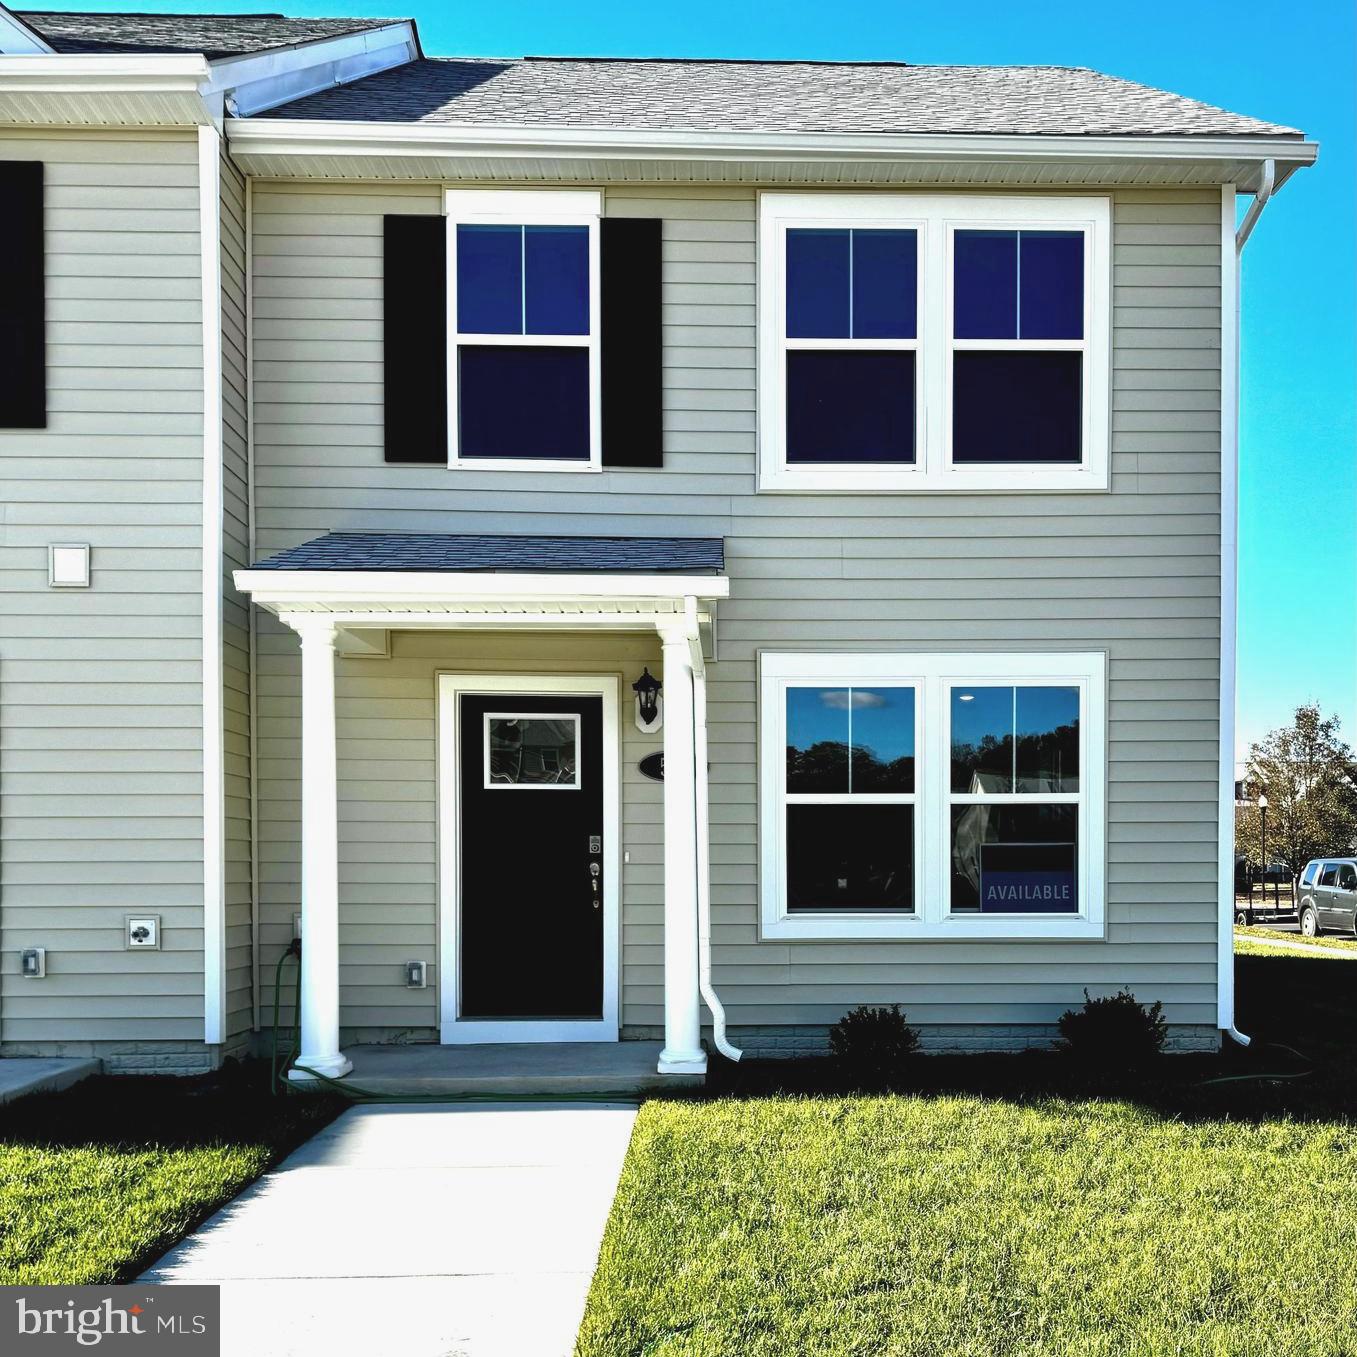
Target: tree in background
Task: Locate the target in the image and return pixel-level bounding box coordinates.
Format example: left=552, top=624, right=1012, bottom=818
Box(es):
left=1238, top=705, right=1357, bottom=881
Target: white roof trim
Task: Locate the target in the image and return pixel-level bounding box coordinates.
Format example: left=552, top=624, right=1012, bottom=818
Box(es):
left=228, top=117, right=1316, bottom=166
left=0, top=25, right=421, bottom=125
left=234, top=568, right=730, bottom=627
left=0, top=4, right=54, bottom=53
left=0, top=51, right=211, bottom=86
left=225, top=119, right=1317, bottom=192
left=203, top=22, right=418, bottom=119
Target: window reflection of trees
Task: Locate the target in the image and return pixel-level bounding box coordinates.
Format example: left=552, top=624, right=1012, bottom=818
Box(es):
left=786, top=741, right=915, bottom=793
left=951, top=720, right=1079, bottom=793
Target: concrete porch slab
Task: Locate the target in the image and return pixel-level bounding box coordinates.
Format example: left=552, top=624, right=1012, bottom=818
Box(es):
left=336, top=1040, right=702, bottom=1097
left=0, top=1057, right=101, bottom=1105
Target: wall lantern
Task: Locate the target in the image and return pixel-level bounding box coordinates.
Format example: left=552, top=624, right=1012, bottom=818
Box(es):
left=632, top=667, right=663, bottom=733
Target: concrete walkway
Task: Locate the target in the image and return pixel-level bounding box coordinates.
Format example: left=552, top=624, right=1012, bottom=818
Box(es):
left=143, top=1101, right=638, bottom=1356
left=0, top=1056, right=100, bottom=1104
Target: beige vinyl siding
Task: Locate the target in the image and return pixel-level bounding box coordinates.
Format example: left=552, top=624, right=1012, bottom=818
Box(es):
left=0, top=130, right=205, bottom=1051
left=250, top=180, right=1220, bottom=1039
left=220, top=147, right=252, bottom=1046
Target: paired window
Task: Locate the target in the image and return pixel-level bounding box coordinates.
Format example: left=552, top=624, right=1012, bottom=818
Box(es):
left=446, top=190, right=601, bottom=470
left=759, top=193, right=1110, bottom=492
left=760, top=651, right=1106, bottom=939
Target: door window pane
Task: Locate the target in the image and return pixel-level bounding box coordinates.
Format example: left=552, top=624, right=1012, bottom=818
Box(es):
left=950, top=804, right=1078, bottom=913
left=852, top=229, right=917, bottom=340
left=457, top=224, right=522, bottom=334
left=458, top=346, right=589, bottom=460
left=1319, top=863, right=1339, bottom=886
left=524, top=225, right=589, bottom=335
left=952, top=351, right=1082, bottom=463
left=1020, top=231, right=1083, bottom=340
left=486, top=716, right=579, bottom=787
left=1337, top=865, right=1357, bottom=891
left=786, top=229, right=850, bottom=338
left=786, top=350, right=915, bottom=464
left=787, top=804, right=914, bottom=911
left=1016, top=686, right=1080, bottom=792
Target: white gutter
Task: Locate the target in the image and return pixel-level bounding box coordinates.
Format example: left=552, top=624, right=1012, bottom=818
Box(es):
left=1235, top=156, right=1276, bottom=248
left=1218, top=158, right=1277, bottom=1049
left=0, top=51, right=209, bottom=88
left=199, top=125, right=227, bottom=1048
left=684, top=598, right=741, bottom=1062
left=226, top=118, right=1315, bottom=175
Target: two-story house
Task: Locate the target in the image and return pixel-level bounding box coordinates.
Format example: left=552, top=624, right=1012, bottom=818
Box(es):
left=0, top=7, right=1316, bottom=1081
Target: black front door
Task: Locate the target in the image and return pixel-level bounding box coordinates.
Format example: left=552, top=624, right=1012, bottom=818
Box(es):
left=458, top=693, right=604, bottom=1019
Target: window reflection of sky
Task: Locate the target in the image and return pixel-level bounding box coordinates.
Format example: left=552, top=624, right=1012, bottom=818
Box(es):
left=786, top=686, right=914, bottom=767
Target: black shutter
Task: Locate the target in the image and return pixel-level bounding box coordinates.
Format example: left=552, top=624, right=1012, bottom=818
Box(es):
left=601, top=217, right=663, bottom=468
left=0, top=161, right=45, bottom=429
left=383, top=214, right=447, bottom=464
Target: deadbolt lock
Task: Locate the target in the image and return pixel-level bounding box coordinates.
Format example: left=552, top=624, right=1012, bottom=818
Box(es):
left=588, top=834, right=601, bottom=854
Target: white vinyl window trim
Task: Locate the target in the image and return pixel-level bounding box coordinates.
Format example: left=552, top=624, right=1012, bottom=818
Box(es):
left=757, top=192, right=1112, bottom=494
left=444, top=188, right=603, bottom=473
left=759, top=651, right=1107, bottom=940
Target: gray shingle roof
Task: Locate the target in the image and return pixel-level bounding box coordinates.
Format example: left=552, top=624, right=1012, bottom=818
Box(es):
left=264, top=56, right=1302, bottom=138
left=17, top=10, right=403, bottom=59
left=251, top=532, right=726, bottom=573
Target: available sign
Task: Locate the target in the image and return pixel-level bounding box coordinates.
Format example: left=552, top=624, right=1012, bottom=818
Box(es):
left=979, top=842, right=1077, bottom=913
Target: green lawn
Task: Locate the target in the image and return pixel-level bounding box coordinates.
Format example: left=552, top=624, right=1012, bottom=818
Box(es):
left=0, top=1063, right=341, bottom=1285
left=1237, top=924, right=1357, bottom=955
left=579, top=951, right=1357, bottom=1357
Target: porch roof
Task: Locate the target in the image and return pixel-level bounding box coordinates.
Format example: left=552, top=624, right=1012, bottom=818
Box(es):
left=250, top=531, right=724, bottom=573
left=233, top=530, right=729, bottom=630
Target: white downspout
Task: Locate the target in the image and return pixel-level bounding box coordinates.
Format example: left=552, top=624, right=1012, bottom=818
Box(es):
left=1220, top=159, right=1275, bottom=1049
left=685, top=599, right=741, bottom=1061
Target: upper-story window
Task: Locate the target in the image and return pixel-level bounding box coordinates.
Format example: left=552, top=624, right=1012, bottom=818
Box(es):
left=759, top=193, right=1110, bottom=493
left=446, top=189, right=601, bottom=471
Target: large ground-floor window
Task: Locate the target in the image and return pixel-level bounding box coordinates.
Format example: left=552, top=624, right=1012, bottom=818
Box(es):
left=759, top=651, right=1106, bottom=939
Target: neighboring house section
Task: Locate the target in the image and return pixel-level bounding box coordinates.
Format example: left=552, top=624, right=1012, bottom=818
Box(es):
left=0, top=8, right=1317, bottom=1075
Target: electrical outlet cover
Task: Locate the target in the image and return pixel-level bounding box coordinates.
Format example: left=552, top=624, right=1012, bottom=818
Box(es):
left=126, top=915, right=160, bottom=949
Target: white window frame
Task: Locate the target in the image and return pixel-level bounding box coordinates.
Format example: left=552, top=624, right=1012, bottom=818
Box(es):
left=758, top=193, right=1111, bottom=494
left=759, top=651, right=1107, bottom=940
left=444, top=188, right=603, bottom=473
left=482, top=711, right=581, bottom=790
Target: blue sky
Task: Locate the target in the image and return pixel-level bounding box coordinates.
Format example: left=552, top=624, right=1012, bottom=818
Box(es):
left=50, top=0, right=1356, bottom=755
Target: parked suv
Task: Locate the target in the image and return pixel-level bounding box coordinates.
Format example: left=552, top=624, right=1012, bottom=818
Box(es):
left=1297, top=859, right=1357, bottom=937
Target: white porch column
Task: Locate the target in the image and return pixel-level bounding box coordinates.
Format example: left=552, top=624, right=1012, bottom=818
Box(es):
left=288, top=616, right=351, bottom=1082
left=657, top=621, right=706, bottom=1075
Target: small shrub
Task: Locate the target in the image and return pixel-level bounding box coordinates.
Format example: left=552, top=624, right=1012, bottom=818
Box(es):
left=1057, top=989, right=1167, bottom=1065
left=829, top=1004, right=920, bottom=1083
